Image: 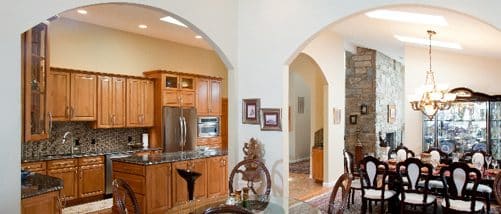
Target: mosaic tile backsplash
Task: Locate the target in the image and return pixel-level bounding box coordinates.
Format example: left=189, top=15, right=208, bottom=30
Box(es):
left=23, top=122, right=148, bottom=158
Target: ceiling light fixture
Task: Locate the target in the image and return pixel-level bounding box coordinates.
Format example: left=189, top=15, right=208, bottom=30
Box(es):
left=394, top=35, right=462, bottom=49
left=365, top=9, right=448, bottom=26
left=138, top=24, right=148, bottom=29
left=194, top=35, right=202, bottom=39
left=77, top=9, right=88, bottom=15
left=160, top=16, right=187, bottom=28
left=409, top=30, right=456, bottom=120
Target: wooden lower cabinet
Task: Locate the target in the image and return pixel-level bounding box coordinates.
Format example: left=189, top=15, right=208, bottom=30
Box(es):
left=312, top=147, right=324, bottom=182
left=22, top=161, right=47, bottom=175
left=22, top=191, right=61, bottom=214
left=47, top=160, right=78, bottom=201
left=78, top=164, right=105, bottom=198
left=172, top=159, right=207, bottom=205
left=206, top=156, right=228, bottom=198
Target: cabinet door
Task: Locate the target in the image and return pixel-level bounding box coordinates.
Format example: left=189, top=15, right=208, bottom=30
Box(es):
left=311, top=148, right=323, bottom=182
left=79, top=164, right=105, bottom=198
left=172, top=161, right=189, bottom=205
left=192, top=159, right=207, bottom=199
left=96, top=76, right=113, bottom=128
left=180, top=76, right=195, bottom=91
left=142, top=80, right=154, bottom=126
left=181, top=91, right=195, bottom=107
left=196, top=78, right=210, bottom=115
left=145, top=164, right=172, bottom=211
left=162, top=89, right=179, bottom=106
left=48, top=167, right=78, bottom=201
left=207, top=157, right=227, bottom=198
left=210, top=80, right=222, bottom=115
left=127, top=78, right=142, bottom=127
left=70, top=73, right=96, bottom=121
left=112, top=77, right=126, bottom=127
left=21, top=191, right=61, bottom=214
left=48, top=71, right=70, bottom=121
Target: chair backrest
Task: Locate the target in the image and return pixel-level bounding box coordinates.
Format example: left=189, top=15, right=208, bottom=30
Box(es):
left=494, top=173, right=501, bottom=205
left=359, top=156, right=388, bottom=190
left=389, top=145, right=415, bottom=161
left=343, top=150, right=355, bottom=175
left=327, top=173, right=352, bottom=214
left=229, top=159, right=271, bottom=197
left=440, top=162, right=482, bottom=212
left=396, top=158, right=433, bottom=203
left=472, top=152, right=485, bottom=169
left=427, top=147, right=448, bottom=163
left=112, top=178, right=141, bottom=214
left=203, top=205, right=253, bottom=214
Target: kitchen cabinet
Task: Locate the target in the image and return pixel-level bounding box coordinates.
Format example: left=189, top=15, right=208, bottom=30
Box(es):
left=48, top=69, right=97, bottom=121
left=162, top=74, right=196, bottom=107
left=197, top=137, right=222, bottom=149
left=78, top=156, right=105, bottom=198
left=22, top=23, right=50, bottom=142
left=22, top=161, right=47, bottom=175
left=22, top=190, right=61, bottom=214
left=126, top=78, right=154, bottom=127
left=47, top=159, right=78, bottom=201
left=206, top=156, right=227, bottom=198
left=196, top=78, right=222, bottom=115
left=172, top=159, right=207, bottom=205
left=96, top=76, right=126, bottom=128
left=312, top=147, right=323, bottom=182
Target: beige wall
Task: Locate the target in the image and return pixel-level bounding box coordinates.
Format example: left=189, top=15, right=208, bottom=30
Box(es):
left=49, top=18, right=228, bottom=96
left=404, top=46, right=501, bottom=153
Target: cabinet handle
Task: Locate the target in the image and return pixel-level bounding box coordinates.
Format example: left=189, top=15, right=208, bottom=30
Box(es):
left=48, top=112, right=53, bottom=135
left=70, top=107, right=75, bottom=119
left=65, top=106, right=70, bottom=118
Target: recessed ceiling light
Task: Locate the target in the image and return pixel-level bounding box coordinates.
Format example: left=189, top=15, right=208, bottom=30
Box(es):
left=138, top=24, right=148, bottom=29
left=77, top=9, right=88, bottom=15
left=365, top=9, right=448, bottom=26
left=394, top=35, right=462, bottom=49
left=194, top=35, right=202, bottom=39
left=160, top=16, right=187, bottom=28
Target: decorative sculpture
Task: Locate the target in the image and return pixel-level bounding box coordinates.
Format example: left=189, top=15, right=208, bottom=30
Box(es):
left=242, top=138, right=262, bottom=182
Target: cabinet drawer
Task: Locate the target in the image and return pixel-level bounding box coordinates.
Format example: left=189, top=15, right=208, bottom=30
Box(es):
left=113, top=161, right=145, bottom=176
left=47, top=159, right=77, bottom=169
left=22, top=161, right=46, bottom=172
left=113, top=172, right=145, bottom=195
left=197, top=138, right=209, bottom=146
left=79, top=156, right=104, bottom=166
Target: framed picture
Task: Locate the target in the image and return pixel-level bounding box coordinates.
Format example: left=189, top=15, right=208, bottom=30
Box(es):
left=260, top=108, right=282, bottom=131
left=242, top=99, right=260, bottom=124
left=349, top=115, right=357, bottom=124
left=388, top=104, right=396, bottom=123
left=360, top=104, right=368, bottom=115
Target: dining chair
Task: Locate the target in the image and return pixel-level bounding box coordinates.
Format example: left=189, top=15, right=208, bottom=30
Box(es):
left=229, top=159, right=271, bottom=197
left=327, top=173, right=352, bottom=214
left=388, top=145, right=415, bottom=162
left=203, top=205, right=253, bottom=214
left=343, top=149, right=360, bottom=208
left=463, top=151, right=492, bottom=212
left=112, top=178, right=141, bottom=214
left=418, top=148, right=447, bottom=193
left=440, top=162, right=485, bottom=213
left=426, top=147, right=449, bottom=164
left=494, top=173, right=501, bottom=205
left=396, top=158, right=437, bottom=213
left=359, top=156, right=397, bottom=214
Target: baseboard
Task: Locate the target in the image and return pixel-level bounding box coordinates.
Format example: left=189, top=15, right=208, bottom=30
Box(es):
left=289, top=157, right=310, bottom=163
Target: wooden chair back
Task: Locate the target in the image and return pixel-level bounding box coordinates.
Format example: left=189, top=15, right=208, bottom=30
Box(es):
left=112, top=178, right=141, bottom=214
left=359, top=156, right=391, bottom=201
left=343, top=150, right=355, bottom=176
left=426, top=147, right=449, bottom=164
left=440, top=162, right=482, bottom=212
left=388, top=145, right=415, bottom=161
left=229, top=159, right=271, bottom=197
left=396, top=158, right=433, bottom=203
left=327, top=173, right=352, bottom=214
left=494, top=173, right=501, bottom=205
left=203, top=205, right=253, bottom=214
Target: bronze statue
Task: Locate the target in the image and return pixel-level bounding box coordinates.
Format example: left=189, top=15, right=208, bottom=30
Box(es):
left=242, top=138, right=262, bottom=182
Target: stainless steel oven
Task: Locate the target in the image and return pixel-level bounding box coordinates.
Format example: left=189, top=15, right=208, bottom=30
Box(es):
left=197, top=117, right=219, bottom=138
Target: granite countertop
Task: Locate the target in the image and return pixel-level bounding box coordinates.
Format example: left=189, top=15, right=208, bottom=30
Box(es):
left=21, top=173, right=63, bottom=199
left=113, top=149, right=228, bottom=165
left=22, top=147, right=162, bottom=163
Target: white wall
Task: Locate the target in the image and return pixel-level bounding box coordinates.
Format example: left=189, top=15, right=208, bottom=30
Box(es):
left=50, top=18, right=228, bottom=96
left=404, top=46, right=501, bottom=154
left=289, top=72, right=312, bottom=162
left=2, top=1, right=501, bottom=212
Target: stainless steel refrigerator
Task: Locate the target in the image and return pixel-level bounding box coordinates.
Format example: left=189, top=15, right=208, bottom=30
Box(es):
left=162, top=107, right=197, bottom=152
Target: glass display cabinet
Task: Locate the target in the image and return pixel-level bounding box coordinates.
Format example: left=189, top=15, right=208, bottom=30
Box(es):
left=423, top=88, right=501, bottom=159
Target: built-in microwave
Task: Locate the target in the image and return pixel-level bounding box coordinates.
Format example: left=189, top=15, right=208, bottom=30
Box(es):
left=197, top=117, right=220, bottom=138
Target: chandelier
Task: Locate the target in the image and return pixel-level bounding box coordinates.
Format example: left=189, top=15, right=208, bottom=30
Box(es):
left=409, top=30, right=456, bottom=120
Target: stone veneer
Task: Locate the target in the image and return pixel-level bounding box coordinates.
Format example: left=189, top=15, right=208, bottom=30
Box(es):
left=22, top=122, right=148, bottom=159
left=345, top=47, right=405, bottom=155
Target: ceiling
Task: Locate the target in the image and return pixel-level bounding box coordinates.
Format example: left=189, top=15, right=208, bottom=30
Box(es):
left=59, top=3, right=213, bottom=50
left=330, top=5, right=501, bottom=60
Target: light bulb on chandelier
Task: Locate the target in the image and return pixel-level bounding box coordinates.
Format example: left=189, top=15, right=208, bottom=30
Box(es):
left=409, top=30, right=456, bottom=120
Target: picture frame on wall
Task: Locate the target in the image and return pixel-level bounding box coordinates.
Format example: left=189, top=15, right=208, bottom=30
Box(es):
left=360, top=104, right=368, bottom=115
left=388, top=104, right=396, bottom=123
left=242, top=98, right=260, bottom=124
left=260, top=108, right=282, bottom=131
left=349, top=115, right=357, bottom=124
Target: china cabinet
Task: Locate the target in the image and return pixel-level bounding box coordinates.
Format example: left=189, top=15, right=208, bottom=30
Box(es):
left=423, top=88, right=501, bottom=159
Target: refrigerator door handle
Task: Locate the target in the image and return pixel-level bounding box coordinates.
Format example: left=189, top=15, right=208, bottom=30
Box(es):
left=182, top=117, right=187, bottom=144
left=179, top=117, right=184, bottom=148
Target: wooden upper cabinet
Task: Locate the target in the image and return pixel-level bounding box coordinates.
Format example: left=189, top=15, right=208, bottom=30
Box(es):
left=179, top=76, right=195, bottom=91
left=127, top=78, right=154, bottom=127
left=196, top=78, right=222, bottom=115
left=96, top=76, right=126, bottom=128
left=70, top=73, right=97, bottom=121
left=48, top=71, right=70, bottom=121
left=23, top=23, right=50, bottom=142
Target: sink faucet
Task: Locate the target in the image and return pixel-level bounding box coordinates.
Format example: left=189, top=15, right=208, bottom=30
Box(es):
left=62, top=131, right=75, bottom=154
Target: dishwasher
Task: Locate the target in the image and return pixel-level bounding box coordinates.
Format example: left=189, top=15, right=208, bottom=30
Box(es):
left=105, top=153, right=132, bottom=196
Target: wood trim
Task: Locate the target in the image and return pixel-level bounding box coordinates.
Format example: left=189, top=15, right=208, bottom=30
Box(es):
left=143, top=69, right=223, bottom=80
left=50, top=67, right=153, bottom=80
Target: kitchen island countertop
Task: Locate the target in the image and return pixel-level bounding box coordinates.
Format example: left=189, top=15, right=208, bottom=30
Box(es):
left=22, top=147, right=162, bottom=163
left=112, top=149, right=227, bottom=165
left=21, top=173, right=63, bottom=199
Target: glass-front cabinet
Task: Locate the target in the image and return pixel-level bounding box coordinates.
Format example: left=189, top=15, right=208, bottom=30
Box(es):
left=423, top=88, right=501, bottom=159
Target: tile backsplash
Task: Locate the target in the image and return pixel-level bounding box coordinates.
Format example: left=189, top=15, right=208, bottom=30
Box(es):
left=23, top=122, right=148, bottom=158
